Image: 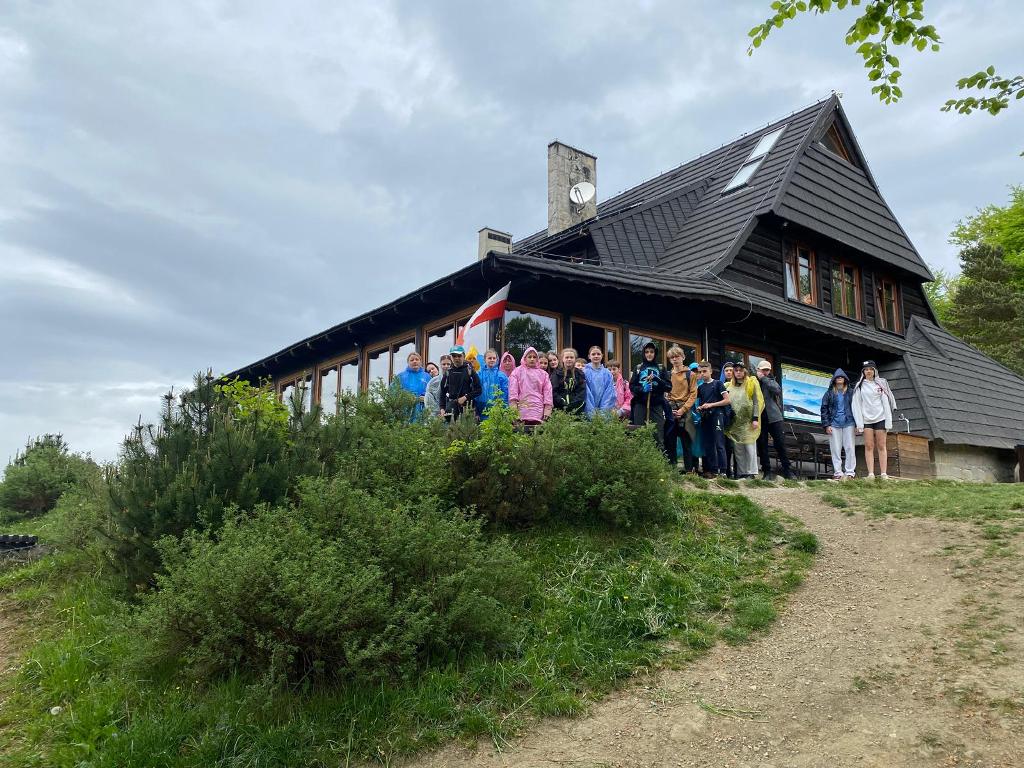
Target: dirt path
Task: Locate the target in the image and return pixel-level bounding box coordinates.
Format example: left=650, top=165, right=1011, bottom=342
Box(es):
left=406, top=486, right=1024, bottom=768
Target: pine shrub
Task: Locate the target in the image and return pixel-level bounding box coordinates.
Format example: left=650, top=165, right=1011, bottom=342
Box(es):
left=535, top=413, right=674, bottom=527
left=138, top=476, right=531, bottom=682
left=0, top=434, right=98, bottom=521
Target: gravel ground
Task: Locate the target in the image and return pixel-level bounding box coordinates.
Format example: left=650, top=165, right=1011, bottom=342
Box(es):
left=404, top=485, right=1024, bottom=768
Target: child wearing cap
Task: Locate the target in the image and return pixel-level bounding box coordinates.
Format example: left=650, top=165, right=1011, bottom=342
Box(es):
left=439, top=345, right=482, bottom=421
left=695, top=360, right=731, bottom=477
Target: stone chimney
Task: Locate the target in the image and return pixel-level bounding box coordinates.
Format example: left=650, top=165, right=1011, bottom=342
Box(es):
left=547, top=141, right=597, bottom=236
left=477, top=227, right=512, bottom=261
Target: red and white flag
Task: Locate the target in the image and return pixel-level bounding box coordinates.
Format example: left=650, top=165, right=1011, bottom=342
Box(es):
left=457, top=282, right=510, bottom=344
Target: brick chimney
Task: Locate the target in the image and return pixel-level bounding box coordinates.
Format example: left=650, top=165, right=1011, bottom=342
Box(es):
left=547, top=141, right=597, bottom=236
left=477, top=227, right=512, bottom=261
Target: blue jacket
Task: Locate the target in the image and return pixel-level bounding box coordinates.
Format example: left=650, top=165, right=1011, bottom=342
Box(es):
left=393, top=367, right=432, bottom=420
left=820, top=368, right=855, bottom=429
left=584, top=364, right=617, bottom=416
left=475, top=363, right=509, bottom=419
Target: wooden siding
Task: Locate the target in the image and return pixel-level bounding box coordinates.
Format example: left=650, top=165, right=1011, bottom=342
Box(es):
left=720, top=221, right=785, bottom=295
left=775, top=143, right=930, bottom=279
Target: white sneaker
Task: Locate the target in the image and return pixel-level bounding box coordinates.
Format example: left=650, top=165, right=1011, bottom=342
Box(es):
left=832, top=473, right=843, bottom=481
left=867, top=473, right=876, bottom=479
left=879, top=473, right=888, bottom=480
left=844, top=472, right=856, bottom=479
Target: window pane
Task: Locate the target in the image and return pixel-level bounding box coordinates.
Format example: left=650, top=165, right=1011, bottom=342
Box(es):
left=832, top=270, right=843, bottom=313
left=799, top=265, right=813, bottom=304
left=426, top=325, right=455, bottom=368
left=280, top=382, right=295, bottom=406
left=391, top=340, right=416, bottom=378
left=785, top=260, right=798, bottom=300
left=319, top=366, right=339, bottom=414
left=367, top=347, right=389, bottom=386
left=723, top=158, right=765, bottom=192
left=503, top=310, right=557, bottom=362
left=845, top=279, right=857, bottom=319
left=340, top=358, right=359, bottom=396
left=606, top=329, right=617, bottom=362
left=724, top=349, right=745, bottom=365
left=749, top=126, right=785, bottom=159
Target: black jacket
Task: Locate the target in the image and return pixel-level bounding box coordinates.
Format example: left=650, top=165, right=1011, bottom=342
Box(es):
left=439, top=363, right=482, bottom=419
left=551, top=367, right=587, bottom=415
left=757, top=374, right=784, bottom=424
left=628, top=357, right=671, bottom=423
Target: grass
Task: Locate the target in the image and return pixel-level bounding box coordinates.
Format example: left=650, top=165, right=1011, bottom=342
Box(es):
left=0, top=489, right=815, bottom=768
left=814, top=479, right=1024, bottom=522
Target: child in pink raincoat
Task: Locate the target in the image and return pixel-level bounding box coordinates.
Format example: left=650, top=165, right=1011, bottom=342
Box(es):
left=608, top=359, right=632, bottom=420
left=508, top=346, right=553, bottom=425
left=500, top=351, right=516, bottom=377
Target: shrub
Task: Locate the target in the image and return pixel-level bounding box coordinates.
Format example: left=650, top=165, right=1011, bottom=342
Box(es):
left=443, top=403, right=554, bottom=526
left=535, top=413, right=674, bottom=527
left=0, top=434, right=98, bottom=521
left=138, top=476, right=531, bottom=682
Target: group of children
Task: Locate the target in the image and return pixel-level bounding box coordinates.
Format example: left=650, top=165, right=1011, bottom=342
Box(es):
left=392, top=344, right=897, bottom=481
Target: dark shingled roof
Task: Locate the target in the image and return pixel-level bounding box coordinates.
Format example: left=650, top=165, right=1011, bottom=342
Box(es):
left=513, top=94, right=932, bottom=282
left=881, top=317, right=1024, bottom=449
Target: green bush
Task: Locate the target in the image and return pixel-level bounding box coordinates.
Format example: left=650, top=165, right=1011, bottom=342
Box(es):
left=536, top=413, right=673, bottom=527
left=138, top=476, right=531, bottom=682
left=443, top=403, right=554, bottom=526
left=0, top=434, right=98, bottom=521
left=444, top=406, right=674, bottom=529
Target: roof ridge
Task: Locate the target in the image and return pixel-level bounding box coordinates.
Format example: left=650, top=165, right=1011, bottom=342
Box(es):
left=512, top=95, right=836, bottom=249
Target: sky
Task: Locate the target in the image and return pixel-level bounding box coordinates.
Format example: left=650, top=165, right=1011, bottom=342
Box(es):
left=0, top=0, right=1020, bottom=464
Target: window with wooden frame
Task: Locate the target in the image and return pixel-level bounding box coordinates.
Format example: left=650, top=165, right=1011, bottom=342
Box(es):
left=627, top=330, right=701, bottom=374
left=500, top=306, right=560, bottom=362
left=424, top=309, right=473, bottom=367
left=784, top=243, right=818, bottom=306
left=819, top=123, right=852, bottom=163
left=723, top=346, right=773, bottom=373
left=364, top=334, right=416, bottom=388
left=875, top=276, right=902, bottom=333
left=277, top=370, right=312, bottom=414
left=316, top=354, right=359, bottom=415
left=570, top=317, right=620, bottom=365
left=831, top=261, right=862, bottom=320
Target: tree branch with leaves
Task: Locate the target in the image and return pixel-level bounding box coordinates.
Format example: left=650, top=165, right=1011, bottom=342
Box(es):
left=747, top=0, right=1022, bottom=116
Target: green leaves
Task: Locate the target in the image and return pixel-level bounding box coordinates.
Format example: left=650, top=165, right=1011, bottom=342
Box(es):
left=942, top=69, right=1024, bottom=117
left=745, top=0, right=1019, bottom=120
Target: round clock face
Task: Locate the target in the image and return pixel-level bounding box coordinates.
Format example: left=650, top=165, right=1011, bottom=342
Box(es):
left=569, top=181, right=595, bottom=205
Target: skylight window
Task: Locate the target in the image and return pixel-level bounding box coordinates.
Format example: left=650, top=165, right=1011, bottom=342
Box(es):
left=723, top=157, right=765, bottom=192
left=722, top=124, right=787, bottom=193
left=749, top=126, right=785, bottom=159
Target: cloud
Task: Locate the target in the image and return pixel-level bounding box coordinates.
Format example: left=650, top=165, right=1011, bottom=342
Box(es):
left=0, top=0, right=1020, bottom=464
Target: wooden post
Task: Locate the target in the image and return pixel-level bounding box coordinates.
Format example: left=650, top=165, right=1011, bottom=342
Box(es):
left=1016, top=444, right=1024, bottom=482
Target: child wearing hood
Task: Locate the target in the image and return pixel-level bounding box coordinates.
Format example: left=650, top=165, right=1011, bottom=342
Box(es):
left=424, top=354, right=451, bottom=418
left=392, top=351, right=432, bottom=421
left=475, top=348, right=510, bottom=420
left=552, top=348, right=587, bottom=415
left=608, top=359, right=633, bottom=419
left=629, top=342, right=671, bottom=453
left=439, top=345, right=482, bottom=422
left=584, top=345, right=617, bottom=417
left=852, top=359, right=898, bottom=479
left=500, top=352, right=516, bottom=377
left=821, top=368, right=856, bottom=479
left=508, top=346, right=553, bottom=425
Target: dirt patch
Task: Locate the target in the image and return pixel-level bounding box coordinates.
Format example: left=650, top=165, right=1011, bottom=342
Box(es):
left=404, top=486, right=1024, bottom=768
